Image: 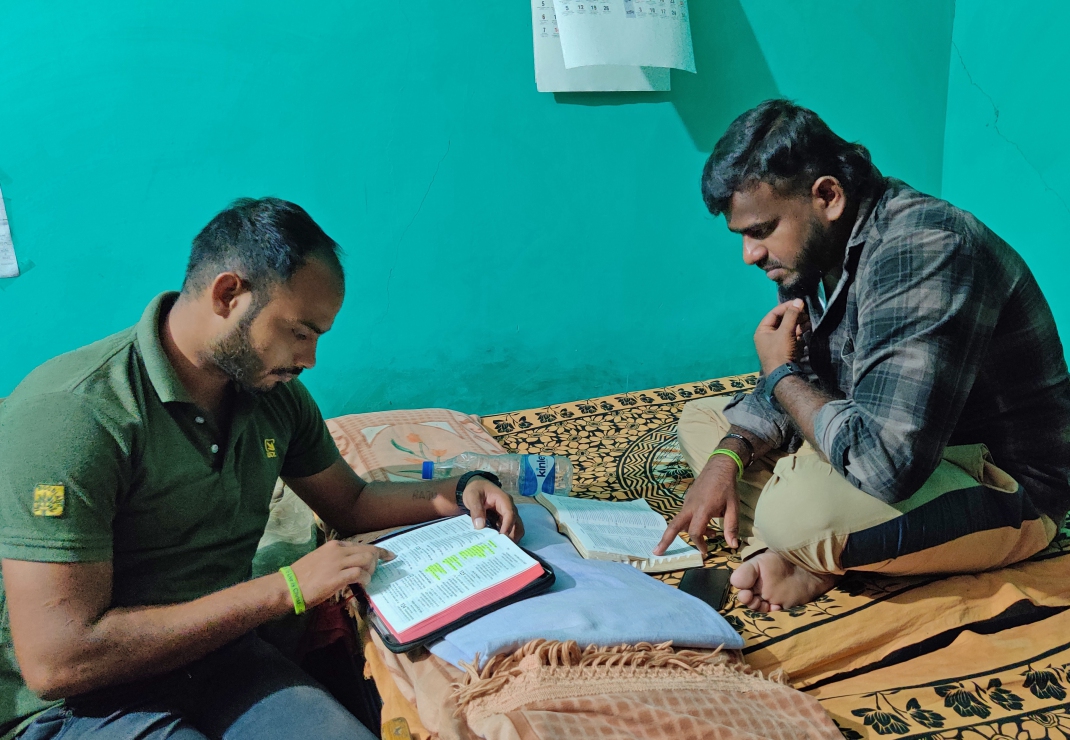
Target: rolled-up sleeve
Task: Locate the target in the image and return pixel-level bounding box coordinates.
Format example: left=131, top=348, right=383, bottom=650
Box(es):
left=723, top=387, right=798, bottom=450
left=814, top=229, right=996, bottom=503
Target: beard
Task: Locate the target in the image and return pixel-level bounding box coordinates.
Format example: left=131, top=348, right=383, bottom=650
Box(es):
left=207, top=311, right=271, bottom=394
left=776, top=217, right=835, bottom=302
left=205, top=306, right=302, bottom=395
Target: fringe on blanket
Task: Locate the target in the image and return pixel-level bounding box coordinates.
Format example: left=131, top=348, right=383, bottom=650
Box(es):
left=452, top=639, right=787, bottom=722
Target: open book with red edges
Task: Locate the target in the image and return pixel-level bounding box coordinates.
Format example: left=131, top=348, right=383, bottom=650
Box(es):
left=363, top=516, right=555, bottom=652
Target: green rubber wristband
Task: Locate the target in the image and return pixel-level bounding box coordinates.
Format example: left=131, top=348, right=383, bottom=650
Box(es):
left=708, top=448, right=744, bottom=481
left=279, top=566, right=307, bottom=615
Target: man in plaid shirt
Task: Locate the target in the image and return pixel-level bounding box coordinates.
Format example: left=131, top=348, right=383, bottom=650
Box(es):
left=656, top=100, right=1070, bottom=611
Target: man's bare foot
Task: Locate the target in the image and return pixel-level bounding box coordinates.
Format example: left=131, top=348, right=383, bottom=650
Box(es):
left=729, top=550, right=838, bottom=613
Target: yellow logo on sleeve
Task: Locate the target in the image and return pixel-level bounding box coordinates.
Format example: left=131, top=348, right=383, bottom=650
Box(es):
left=264, top=439, right=277, bottom=459
left=32, top=485, right=65, bottom=517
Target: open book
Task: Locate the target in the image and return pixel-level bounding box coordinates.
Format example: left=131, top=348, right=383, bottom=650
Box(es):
left=364, top=516, right=553, bottom=650
left=536, top=493, right=703, bottom=573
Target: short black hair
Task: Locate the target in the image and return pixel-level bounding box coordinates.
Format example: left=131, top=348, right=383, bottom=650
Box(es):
left=701, top=99, right=879, bottom=216
left=182, top=197, right=344, bottom=297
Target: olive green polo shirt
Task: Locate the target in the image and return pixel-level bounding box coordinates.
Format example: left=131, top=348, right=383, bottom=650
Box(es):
left=0, top=292, right=341, bottom=735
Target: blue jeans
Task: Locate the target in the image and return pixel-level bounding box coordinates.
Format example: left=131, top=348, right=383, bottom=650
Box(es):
left=18, top=634, right=378, bottom=740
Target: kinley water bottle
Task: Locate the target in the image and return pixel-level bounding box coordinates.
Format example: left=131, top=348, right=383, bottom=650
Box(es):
left=420, top=452, right=574, bottom=496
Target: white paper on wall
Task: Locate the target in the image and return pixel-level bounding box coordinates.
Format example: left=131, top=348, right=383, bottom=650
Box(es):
left=0, top=185, right=18, bottom=279
left=553, top=0, right=695, bottom=73
left=532, top=0, right=669, bottom=92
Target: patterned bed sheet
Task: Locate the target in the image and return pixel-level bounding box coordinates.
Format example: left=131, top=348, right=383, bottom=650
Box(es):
left=480, top=374, right=1070, bottom=739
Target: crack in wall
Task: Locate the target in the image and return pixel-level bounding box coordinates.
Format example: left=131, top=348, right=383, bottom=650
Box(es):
left=382, top=138, right=452, bottom=319
left=953, top=42, right=1070, bottom=217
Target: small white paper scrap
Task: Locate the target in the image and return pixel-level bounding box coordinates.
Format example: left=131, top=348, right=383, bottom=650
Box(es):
left=0, top=185, right=18, bottom=279
left=553, top=0, right=695, bottom=73
left=533, top=0, right=669, bottom=92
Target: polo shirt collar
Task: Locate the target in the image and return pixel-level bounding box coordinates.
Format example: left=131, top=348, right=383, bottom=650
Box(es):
left=136, top=291, right=195, bottom=405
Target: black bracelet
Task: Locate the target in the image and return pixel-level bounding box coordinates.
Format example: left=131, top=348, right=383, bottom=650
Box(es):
left=455, top=471, right=502, bottom=513
left=722, top=432, right=755, bottom=467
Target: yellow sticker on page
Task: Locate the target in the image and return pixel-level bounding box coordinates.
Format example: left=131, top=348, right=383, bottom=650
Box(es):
left=32, top=484, right=65, bottom=517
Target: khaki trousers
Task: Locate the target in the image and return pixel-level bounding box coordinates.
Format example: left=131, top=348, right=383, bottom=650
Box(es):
left=678, top=397, right=1057, bottom=576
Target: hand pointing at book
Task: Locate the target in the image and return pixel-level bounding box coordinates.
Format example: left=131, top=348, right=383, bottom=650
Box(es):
left=460, top=477, right=525, bottom=543
left=290, top=541, right=396, bottom=608
left=655, top=451, right=741, bottom=558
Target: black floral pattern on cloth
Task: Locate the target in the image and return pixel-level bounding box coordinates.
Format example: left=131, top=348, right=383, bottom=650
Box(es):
left=829, top=666, right=1070, bottom=738
left=481, top=374, right=758, bottom=578
left=479, top=375, right=1070, bottom=740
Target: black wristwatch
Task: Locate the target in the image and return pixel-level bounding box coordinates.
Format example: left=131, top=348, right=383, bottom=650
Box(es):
left=455, top=471, right=502, bottom=513
left=762, top=361, right=805, bottom=410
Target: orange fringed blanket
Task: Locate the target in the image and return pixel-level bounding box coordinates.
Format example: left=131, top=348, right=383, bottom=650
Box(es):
left=450, top=639, right=842, bottom=740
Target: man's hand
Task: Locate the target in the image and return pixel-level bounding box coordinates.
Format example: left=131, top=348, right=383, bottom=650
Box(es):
left=288, top=541, right=395, bottom=607
left=755, top=299, right=810, bottom=375
left=286, top=459, right=528, bottom=539
left=4, top=544, right=383, bottom=700
left=654, top=456, right=741, bottom=557
left=462, top=476, right=525, bottom=542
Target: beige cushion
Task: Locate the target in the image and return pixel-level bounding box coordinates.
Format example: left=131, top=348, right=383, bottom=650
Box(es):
left=326, top=408, right=505, bottom=482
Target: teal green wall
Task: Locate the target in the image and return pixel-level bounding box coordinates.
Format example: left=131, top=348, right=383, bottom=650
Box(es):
left=941, top=0, right=1070, bottom=348
left=0, top=1, right=955, bottom=417
left=740, top=2, right=954, bottom=199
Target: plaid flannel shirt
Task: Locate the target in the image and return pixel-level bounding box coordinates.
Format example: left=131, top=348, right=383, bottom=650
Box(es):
left=724, top=178, right=1070, bottom=521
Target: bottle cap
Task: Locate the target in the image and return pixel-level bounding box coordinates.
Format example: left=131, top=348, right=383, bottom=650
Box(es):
left=422, top=460, right=434, bottom=479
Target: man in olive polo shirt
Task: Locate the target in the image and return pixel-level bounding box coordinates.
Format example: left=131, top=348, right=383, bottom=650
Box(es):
left=0, top=198, right=524, bottom=739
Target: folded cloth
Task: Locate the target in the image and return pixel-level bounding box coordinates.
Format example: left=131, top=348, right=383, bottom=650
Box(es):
left=430, top=505, right=744, bottom=668
left=453, top=639, right=843, bottom=740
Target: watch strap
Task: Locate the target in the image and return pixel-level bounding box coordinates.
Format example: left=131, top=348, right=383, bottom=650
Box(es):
left=763, top=362, right=805, bottom=408
left=455, top=470, right=502, bottom=512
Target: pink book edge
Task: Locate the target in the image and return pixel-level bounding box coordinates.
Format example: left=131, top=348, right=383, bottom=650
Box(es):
left=370, top=561, right=546, bottom=643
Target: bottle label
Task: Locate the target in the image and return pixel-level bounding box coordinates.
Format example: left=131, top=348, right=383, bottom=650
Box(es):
left=519, top=455, right=556, bottom=496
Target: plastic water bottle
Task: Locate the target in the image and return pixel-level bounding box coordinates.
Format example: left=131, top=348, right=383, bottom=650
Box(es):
left=420, top=453, right=573, bottom=497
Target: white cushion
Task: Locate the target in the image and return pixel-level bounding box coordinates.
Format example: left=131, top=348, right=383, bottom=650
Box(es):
left=430, top=504, right=744, bottom=668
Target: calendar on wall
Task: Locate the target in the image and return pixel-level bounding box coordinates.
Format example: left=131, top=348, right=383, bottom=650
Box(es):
left=531, top=0, right=694, bottom=93
left=0, top=185, right=17, bottom=279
